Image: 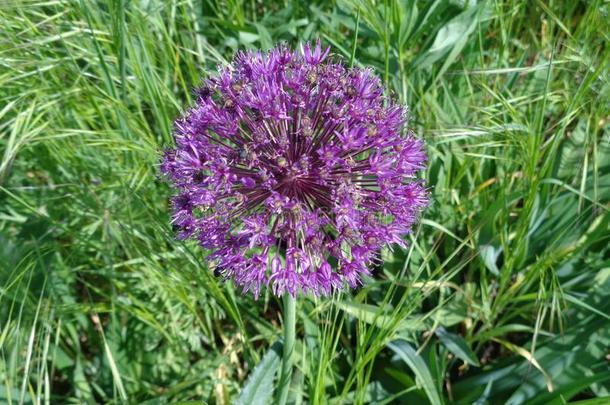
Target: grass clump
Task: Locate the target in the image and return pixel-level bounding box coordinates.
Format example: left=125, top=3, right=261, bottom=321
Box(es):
left=1, top=0, right=609, bottom=403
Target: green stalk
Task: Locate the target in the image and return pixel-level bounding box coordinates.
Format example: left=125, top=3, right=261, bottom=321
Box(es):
left=277, top=293, right=296, bottom=405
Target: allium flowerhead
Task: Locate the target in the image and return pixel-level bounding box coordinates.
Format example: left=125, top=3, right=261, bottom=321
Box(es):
left=162, top=41, right=427, bottom=298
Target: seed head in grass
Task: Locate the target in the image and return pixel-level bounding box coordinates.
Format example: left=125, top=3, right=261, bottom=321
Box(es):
left=161, top=41, right=427, bottom=298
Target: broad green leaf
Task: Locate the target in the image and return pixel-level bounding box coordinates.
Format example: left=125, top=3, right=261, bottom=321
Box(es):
left=435, top=327, right=480, bottom=367
left=473, top=379, right=494, bottom=405
left=524, top=372, right=610, bottom=405
left=236, top=340, right=283, bottom=405
left=413, top=3, right=482, bottom=70
left=479, top=244, right=501, bottom=275
left=387, top=339, right=444, bottom=405
left=337, top=301, right=427, bottom=331
left=564, top=293, right=610, bottom=320
left=432, top=297, right=468, bottom=327
left=566, top=398, right=610, bottom=405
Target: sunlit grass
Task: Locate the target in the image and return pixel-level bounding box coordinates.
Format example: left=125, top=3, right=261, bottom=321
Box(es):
left=1, top=0, right=609, bottom=403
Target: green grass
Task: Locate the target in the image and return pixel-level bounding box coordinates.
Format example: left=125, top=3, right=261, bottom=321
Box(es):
left=1, top=0, right=609, bottom=404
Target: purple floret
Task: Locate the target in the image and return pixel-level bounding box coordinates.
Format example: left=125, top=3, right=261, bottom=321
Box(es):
left=162, top=41, right=428, bottom=298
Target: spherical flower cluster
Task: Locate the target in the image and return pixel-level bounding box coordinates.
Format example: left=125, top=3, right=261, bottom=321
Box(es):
left=161, top=41, right=427, bottom=298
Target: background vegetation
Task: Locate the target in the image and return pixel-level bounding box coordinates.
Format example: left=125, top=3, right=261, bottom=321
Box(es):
left=1, top=0, right=609, bottom=403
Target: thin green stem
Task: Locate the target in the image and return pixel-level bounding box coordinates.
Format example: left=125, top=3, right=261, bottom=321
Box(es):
left=277, top=294, right=296, bottom=405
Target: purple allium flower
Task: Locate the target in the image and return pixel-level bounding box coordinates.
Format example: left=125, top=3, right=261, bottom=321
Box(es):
left=162, top=41, right=428, bottom=298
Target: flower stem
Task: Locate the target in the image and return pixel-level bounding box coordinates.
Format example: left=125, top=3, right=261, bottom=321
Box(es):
left=277, top=293, right=296, bottom=405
